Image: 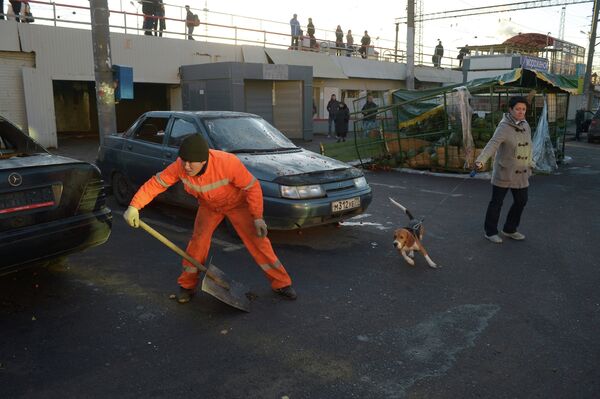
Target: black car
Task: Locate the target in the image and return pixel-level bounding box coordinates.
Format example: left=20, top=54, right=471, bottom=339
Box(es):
left=0, top=117, right=112, bottom=275
left=96, top=111, right=372, bottom=230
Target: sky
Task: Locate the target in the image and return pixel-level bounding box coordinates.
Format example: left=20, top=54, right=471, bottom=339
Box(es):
left=19, top=0, right=598, bottom=64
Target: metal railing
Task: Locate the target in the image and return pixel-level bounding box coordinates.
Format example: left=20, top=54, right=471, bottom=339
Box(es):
left=1, top=0, right=465, bottom=66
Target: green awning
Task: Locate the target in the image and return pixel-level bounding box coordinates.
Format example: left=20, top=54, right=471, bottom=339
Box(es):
left=392, top=68, right=577, bottom=122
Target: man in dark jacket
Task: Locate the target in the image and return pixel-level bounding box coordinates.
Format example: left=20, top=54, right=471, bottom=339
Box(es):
left=433, top=40, right=444, bottom=67
left=326, top=94, right=339, bottom=138
left=361, top=95, right=378, bottom=137
left=359, top=31, right=371, bottom=59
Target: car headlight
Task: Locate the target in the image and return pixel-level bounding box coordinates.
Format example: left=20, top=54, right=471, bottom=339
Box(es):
left=354, top=176, right=368, bottom=189
left=280, top=184, right=325, bottom=199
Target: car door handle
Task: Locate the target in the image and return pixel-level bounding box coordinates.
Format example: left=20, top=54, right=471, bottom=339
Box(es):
left=126, top=144, right=133, bottom=150
left=164, top=152, right=172, bottom=158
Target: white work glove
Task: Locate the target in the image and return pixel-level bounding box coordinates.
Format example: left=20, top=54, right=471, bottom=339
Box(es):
left=254, top=218, right=268, bottom=238
left=123, top=206, right=140, bottom=228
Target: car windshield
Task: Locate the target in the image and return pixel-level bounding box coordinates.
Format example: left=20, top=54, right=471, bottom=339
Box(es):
left=203, top=116, right=299, bottom=153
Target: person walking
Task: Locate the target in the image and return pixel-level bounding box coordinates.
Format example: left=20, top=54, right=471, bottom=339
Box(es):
left=359, top=30, right=370, bottom=59
left=335, top=25, right=344, bottom=56
left=326, top=94, right=340, bottom=138
left=361, top=94, right=378, bottom=137
left=475, top=96, right=533, bottom=244
left=575, top=108, right=585, bottom=142
left=334, top=102, right=350, bottom=142
left=123, top=134, right=297, bottom=302
left=185, top=5, right=196, bottom=40
left=346, top=29, right=354, bottom=57
left=290, top=13, right=300, bottom=49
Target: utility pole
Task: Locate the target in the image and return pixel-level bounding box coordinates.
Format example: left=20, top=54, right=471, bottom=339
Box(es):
left=406, top=0, right=415, bottom=90
left=394, top=22, right=400, bottom=63
left=90, top=0, right=117, bottom=145
left=584, top=0, right=600, bottom=110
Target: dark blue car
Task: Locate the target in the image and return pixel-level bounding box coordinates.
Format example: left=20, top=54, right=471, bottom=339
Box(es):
left=96, top=111, right=372, bottom=230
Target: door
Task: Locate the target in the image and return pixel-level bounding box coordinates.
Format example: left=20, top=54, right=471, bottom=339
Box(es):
left=244, top=80, right=273, bottom=124
left=122, top=115, right=171, bottom=189
left=273, top=81, right=303, bottom=139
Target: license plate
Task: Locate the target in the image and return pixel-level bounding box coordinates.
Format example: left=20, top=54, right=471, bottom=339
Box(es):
left=331, top=197, right=360, bottom=213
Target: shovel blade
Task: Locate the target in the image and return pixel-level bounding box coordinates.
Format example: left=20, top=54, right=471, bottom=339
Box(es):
left=201, top=264, right=251, bottom=312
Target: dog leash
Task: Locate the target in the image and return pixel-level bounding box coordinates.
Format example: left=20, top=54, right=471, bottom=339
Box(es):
left=417, top=168, right=479, bottom=223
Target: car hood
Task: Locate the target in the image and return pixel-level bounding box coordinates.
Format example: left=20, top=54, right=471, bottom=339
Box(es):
left=236, top=149, right=362, bottom=184
left=0, top=153, right=83, bottom=170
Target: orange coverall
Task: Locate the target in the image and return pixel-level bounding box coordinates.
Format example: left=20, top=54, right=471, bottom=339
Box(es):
left=130, top=149, right=292, bottom=290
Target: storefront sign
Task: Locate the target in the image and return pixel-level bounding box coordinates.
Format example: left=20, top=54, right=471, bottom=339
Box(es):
left=520, top=56, right=549, bottom=71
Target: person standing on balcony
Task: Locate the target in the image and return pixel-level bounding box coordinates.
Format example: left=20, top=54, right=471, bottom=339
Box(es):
left=290, top=13, right=300, bottom=49
left=9, top=0, right=21, bottom=22
left=346, top=29, right=354, bottom=57
left=361, top=94, right=378, bottom=137
left=185, top=5, right=196, bottom=40
left=154, top=0, right=165, bottom=37
left=326, top=94, right=340, bottom=139
left=335, top=25, right=344, bottom=56
left=433, top=39, right=444, bottom=67
left=140, top=0, right=157, bottom=36
left=359, top=30, right=370, bottom=59
left=307, top=18, right=316, bottom=49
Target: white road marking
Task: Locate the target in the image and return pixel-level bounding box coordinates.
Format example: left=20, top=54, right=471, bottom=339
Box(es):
left=339, top=221, right=391, bottom=231
left=370, top=182, right=408, bottom=189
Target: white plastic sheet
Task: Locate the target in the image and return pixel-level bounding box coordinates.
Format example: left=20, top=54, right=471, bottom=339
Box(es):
left=532, top=98, right=558, bottom=173
left=446, top=87, right=475, bottom=168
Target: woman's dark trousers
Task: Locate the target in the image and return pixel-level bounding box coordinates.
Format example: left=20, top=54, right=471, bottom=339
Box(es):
left=484, top=185, right=528, bottom=236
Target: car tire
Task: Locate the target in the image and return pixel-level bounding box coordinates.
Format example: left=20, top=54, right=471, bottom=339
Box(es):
left=112, top=172, right=134, bottom=206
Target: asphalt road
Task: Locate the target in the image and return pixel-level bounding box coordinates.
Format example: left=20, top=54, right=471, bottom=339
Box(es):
left=1, top=142, right=599, bottom=398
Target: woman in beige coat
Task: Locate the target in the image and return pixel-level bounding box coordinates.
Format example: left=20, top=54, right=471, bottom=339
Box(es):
left=475, top=96, right=533, bottom=244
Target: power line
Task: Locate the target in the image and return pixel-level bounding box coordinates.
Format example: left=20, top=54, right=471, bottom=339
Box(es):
left=396, top=0, right=592, bottom=23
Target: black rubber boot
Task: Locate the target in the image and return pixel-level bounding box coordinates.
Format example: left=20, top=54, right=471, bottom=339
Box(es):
left=177, top=287, right=195, bottom=304
left=273, top=286, right=297, bottom=300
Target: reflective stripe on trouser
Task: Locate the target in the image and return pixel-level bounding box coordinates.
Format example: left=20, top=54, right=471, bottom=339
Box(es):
left=177, top=204, right=292, bottom=290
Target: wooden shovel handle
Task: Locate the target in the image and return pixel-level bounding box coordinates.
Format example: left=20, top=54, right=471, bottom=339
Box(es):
left=138, top=219, right=230, bottom=289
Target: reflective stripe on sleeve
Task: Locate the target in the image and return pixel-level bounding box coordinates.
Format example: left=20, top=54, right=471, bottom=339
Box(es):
left=258, top=259, right=282, bottom=272
left=183, top=265, right=198, bottom=273
left=181, top=178, right=230, bottom=193
left=154, top=173, right=170, bottom=188
left=242, top=177, right=257, bottom=191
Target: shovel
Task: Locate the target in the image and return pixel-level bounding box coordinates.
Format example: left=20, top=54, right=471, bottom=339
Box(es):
left=138, top=219, right=251, bottom=312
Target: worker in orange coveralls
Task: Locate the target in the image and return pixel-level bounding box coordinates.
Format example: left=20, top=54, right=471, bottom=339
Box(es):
left=123, top=134, right=297, bottom=303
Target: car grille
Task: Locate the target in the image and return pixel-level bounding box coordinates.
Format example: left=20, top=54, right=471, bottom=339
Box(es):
left=322, top=179, right=356, bottom=194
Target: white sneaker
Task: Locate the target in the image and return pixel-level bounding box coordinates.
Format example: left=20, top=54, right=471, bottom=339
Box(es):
left=485, top=234, right=503, bottom=244
left=502, top=231, right=525, bottom=240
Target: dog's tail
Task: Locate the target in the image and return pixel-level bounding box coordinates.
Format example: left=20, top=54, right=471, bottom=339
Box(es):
left=389, top=197, right=415, bottom=220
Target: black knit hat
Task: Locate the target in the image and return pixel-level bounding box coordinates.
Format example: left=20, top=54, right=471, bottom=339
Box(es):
left=179, top=135, right=209, bottom=162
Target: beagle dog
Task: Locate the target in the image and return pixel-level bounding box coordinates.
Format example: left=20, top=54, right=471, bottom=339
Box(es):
left=389, top=198, right=438, bottom=268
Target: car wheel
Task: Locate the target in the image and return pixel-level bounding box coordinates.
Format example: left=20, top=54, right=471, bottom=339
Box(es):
left=112, top=172, right=134, bottom=206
